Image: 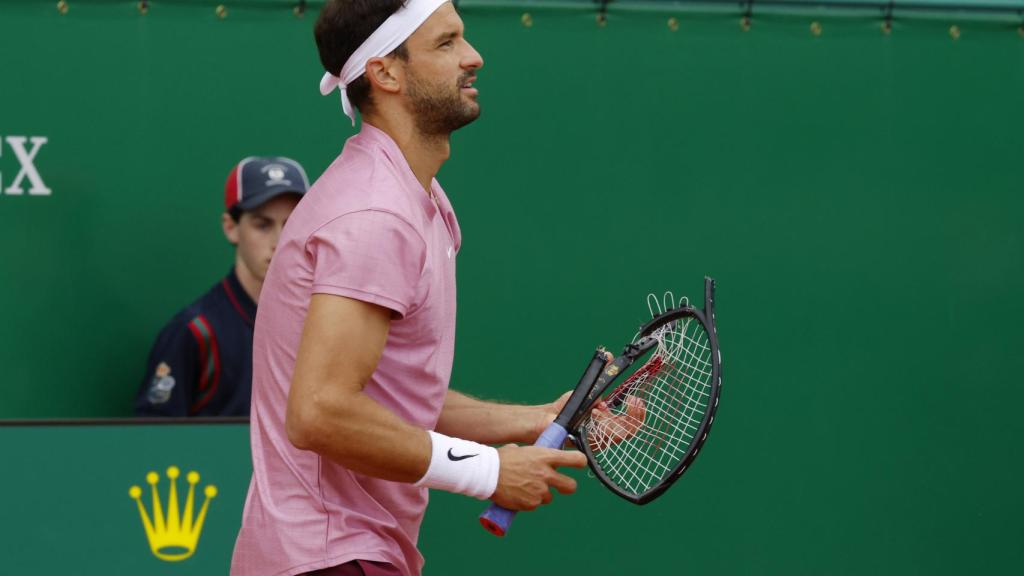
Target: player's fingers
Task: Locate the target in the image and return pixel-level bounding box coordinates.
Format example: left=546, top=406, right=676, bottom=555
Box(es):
left=590, top=399, right=612, bottom=421
left=626, top=395, right=646, bottom=418
left=545, top=448, right=587, bottom=468
left=547, top=470, right=578, bottom=495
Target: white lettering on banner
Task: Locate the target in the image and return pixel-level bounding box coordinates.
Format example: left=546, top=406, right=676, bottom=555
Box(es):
left=3, top=136, right=51, bottom=196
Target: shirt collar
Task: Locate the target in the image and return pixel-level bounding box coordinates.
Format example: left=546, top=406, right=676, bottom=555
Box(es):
left=357, top=123, right=440, bottom=218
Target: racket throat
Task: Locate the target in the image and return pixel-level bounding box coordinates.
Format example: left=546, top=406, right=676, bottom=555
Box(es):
left=556, top=349, right=612, bottom=429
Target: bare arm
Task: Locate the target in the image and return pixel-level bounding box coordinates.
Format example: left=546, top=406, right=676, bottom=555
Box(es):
left=439, top=351, right=616, bottom=446
left=436, top=390, right=559, bottom=446
left=285, top=293, right=586, bottom=508
left=286, top=294, right=430, bottom=482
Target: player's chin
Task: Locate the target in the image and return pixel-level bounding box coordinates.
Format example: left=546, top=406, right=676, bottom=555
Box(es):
left=461, top=101, right=481, bottom=121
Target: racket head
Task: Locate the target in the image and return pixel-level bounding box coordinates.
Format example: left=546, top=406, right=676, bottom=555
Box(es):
left=574, top=277, right=721, bottom=505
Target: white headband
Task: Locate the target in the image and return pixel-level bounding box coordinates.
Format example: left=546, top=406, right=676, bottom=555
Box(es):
left=319, top=0, right=449, bottom=126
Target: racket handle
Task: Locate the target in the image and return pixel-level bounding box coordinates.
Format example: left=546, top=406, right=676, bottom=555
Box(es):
left=479, top=422, right=569, bottom=536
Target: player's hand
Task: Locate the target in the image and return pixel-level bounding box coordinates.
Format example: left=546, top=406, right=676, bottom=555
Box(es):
left=588, top=395, right=647, bottom=451
left=531, top=351, right=616, bottom=442
left=535, top=389, right=572, bottom=433
left=491, top=445, right=587, bottom=511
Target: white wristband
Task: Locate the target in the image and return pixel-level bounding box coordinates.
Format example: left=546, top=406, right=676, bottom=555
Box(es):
left=414, top=431, right=500, bottom=500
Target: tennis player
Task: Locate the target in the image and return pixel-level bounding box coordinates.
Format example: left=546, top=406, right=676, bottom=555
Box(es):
left=231, top=2, right=586, bottom=575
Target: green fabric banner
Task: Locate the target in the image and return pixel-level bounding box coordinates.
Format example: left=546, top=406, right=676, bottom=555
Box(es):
left=1, top=2, right=1022, bottom=574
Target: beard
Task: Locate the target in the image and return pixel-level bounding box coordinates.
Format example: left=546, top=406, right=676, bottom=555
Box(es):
left=405, top=69, right=480, bottom=137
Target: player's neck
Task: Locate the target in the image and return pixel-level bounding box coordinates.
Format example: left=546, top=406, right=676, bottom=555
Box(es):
left=233, top=260, right=262, bottom=304
left=364, top=116, right=450, bottom=196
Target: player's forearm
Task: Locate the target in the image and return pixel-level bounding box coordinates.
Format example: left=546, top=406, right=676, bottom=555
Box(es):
left=436, top=390, right=550, bottom=445
left=287, top=388, right=431, bottom=483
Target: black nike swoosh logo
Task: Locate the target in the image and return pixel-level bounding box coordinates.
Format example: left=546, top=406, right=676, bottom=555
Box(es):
left=447, top=448, right=478, bottom=461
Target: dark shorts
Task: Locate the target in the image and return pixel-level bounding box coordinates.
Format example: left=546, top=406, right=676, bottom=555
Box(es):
left=303, top=560, right=402, bottom=576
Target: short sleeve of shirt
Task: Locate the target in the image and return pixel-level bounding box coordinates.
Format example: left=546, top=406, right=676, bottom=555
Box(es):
left=307, top=210, right=427, bottom=318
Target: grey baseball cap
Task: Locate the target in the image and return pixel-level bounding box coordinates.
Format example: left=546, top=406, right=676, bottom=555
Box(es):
left=224, top=156, right=309, bottom=213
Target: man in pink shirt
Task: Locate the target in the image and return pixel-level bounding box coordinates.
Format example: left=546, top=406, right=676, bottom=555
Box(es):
left=231, top=2, right=587, bottom=575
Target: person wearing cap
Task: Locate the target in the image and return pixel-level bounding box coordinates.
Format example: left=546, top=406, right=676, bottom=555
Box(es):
left=134, top=157, right=309, bottom=417
left=231, top=3, right=600, bottom=576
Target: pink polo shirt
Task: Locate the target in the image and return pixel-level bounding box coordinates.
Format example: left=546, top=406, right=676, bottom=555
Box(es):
left=231, top=124, right=461, bottom=576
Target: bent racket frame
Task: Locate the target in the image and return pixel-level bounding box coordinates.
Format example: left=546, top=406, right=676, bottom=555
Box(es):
left=574, top=276, right=721, bottom=505
left=480, top=277, right=721, bottom=535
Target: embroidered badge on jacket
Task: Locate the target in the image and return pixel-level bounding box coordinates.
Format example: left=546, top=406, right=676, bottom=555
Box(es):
left=147, top=362, right=177, bottom=405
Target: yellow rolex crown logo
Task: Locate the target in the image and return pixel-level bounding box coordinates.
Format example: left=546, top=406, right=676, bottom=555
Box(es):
left=129, top=466, right=217, bottom=562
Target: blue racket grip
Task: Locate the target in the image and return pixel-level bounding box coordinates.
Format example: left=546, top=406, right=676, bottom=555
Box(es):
left=479, top=421, right=569, bottom=536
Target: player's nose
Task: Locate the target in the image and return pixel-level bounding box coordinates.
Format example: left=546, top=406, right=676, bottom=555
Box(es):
left=462, top=39, right=483, bottom=70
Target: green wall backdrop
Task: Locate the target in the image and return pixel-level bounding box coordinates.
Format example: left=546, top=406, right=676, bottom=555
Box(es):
left=2, top=0, right=1023, bottom=574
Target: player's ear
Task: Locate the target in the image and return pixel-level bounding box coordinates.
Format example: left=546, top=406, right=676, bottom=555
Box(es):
left=365, top=56, right=402, bottom=95
left=222, top=212, right=239, bottom=246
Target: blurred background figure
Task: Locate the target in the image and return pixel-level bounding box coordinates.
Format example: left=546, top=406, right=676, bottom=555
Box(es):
left=134, top=157, right=309, bottom=417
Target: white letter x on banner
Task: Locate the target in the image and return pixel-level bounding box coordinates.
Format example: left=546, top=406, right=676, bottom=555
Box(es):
left=5, top=136, right=52, bottom=196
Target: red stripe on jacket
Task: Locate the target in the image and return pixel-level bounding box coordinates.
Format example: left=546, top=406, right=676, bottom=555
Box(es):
left=187, top=315, right=221, bottom=414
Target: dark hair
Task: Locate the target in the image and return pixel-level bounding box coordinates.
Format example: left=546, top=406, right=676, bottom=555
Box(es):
left=315, top=0, right=409, bottom=115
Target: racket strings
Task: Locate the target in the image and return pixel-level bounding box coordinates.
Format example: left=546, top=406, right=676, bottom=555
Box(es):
left=583, top=317, right=714, bottom=496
